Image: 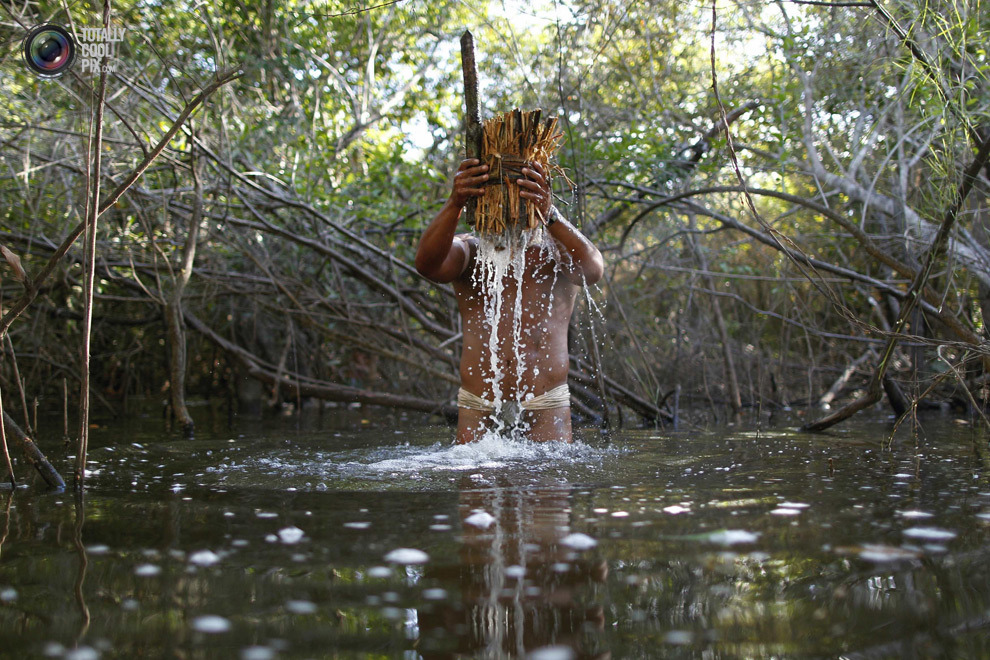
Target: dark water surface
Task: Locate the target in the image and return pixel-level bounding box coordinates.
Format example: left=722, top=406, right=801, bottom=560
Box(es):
left=2, top=414, right=989, bottom=659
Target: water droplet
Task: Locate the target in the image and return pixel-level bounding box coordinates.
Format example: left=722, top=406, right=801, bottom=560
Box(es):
left=286, top=600, right=317, bottom=614
left=192, top=615, right=232, bottom=633
left=367, top=566, right=393, bottom=578
left=384, top=548, right=429, bottom=564
left=278, top=527, right=305, bottom=544
left=189, top=550, right=221, bottom=567
left=702, top=530, right=759, bottom=546
left=663, top=631, right=694, bottom=645
left=464, top=511, right=497, bottom=529
left=344, top=521, right=371, bottom=530
left=903, top=527, right=956, bottom=541
left=527, top=645, right=576, bottom=660
left=561, top=533, right=598, bottom=550
left=240, top=646, right=276, bottom=660
left=65, top=647, right=99, bottom=660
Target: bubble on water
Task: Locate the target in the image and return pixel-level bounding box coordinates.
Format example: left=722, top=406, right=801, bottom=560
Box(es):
left=0, top=587, right=17, bottom=602
left=527, top=645, right=576, bottom=660
left=278, top=527, right=305, bottom=544
left=422, top=588, right=447, bottom=601
left=561, top=533, right=598, bottom=550
left=663, top=630, right=694, bottom=645
left=42, top=641, right=65, bottom=657
left=367, top=566, right=393, bottom=578
left=286, top=600, right=317, bottom=614
left=189, top=550, right=221, bottom=567
left=430, top=524, right=452, bottom=531
left=464, top=511, right=496, bottom=529
left=977, top=513, right=990, bottom=521
left=903, top=527, right=956, bottom=541
left=134, top=564, right=161, bottom=577
left=855, top=544, right=921, bottom=562
left=192, top=615, right=232, bottom=633
left=65, top=647, right=99, bottom=660
left=779, top=502, right=810, bottom=509
left=86, top=544, right=110, bottom=555
left=701, top=530, right=760, bottom=546
left=663, top=505, right=689, bottom=515
left=384, top=548, right=429, bottom=564
left=610, top=511, right=629, bottom=518
left=121, top=598, right=139, bottom=611
left=770, top=508, right=802, bottom=516
left=240, top=646, right=276, bottom=660
left=344, top=521, right=371, bottom=530
left=256, top=511, right=278, bottom=519
left=505, top=565, right=526, bottom=578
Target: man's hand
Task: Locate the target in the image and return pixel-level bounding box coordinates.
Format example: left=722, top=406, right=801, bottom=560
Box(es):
left=518, top=161, right=552, bottom=220
left=450, top=158, right=489, bottom=209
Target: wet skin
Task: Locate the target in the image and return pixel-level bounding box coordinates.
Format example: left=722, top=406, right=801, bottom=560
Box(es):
left=415, top=159, right=604, bottom=443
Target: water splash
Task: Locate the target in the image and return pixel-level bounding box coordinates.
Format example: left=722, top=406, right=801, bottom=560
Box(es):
left=472, top=225, right=563, bottom=440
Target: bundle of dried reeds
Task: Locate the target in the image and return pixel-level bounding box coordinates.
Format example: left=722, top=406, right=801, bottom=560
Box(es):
left=475, top=108, right=564, bottom=236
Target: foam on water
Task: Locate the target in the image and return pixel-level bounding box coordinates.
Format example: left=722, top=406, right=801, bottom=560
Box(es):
left=207, top=433, right=618, bottom=491
left=355, top=435, right=611, bottom=474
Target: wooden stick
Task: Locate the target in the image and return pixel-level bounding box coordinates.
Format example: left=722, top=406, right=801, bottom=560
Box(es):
left=460, top=30, right=482, bottom=227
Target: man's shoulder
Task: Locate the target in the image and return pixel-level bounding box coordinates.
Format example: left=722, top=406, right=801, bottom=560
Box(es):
left=452, top=233, right=478, bottom=281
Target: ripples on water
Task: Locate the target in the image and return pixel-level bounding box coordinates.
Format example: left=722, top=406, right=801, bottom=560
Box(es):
left=1, top=418, right=989, bottom=658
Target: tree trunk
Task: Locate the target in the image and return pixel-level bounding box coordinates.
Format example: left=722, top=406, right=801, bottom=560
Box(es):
left=165, top=300, right=194, bottom=435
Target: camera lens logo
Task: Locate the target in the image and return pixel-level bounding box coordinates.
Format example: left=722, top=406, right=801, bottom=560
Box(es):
left=23, top=24, right=76, bottom=78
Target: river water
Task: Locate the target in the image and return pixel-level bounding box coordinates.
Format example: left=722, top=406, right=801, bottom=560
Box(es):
left=1, top=412, right=989, bottom=659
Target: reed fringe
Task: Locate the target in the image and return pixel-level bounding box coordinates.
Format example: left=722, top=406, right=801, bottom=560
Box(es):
left=476, top=108, right=565, bottom=236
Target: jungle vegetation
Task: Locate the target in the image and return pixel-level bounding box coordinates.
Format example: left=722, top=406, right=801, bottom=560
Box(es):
left=1, top=0, right=989, bottom=486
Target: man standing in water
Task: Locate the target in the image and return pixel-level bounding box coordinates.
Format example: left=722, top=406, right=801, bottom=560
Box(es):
left=415, top=158, right=603, bottom=443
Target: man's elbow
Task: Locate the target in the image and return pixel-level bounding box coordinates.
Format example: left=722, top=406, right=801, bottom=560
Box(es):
left=583, top=252, right=604, bottom=285
left=414, top=253, right=431, bottom=278
left=415, top=255, right=448, bottom=283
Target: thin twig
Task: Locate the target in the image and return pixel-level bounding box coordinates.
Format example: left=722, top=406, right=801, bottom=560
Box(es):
left=0, top=379, right=14, bottom=488
left=76, top=0, right=111, bottom=492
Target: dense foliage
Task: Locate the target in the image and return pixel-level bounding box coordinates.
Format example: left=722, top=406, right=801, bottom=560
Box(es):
left=1, top=0, right=989, bottom=434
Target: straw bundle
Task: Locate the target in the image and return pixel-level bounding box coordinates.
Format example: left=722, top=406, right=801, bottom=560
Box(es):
left=474, top=108, right=564, bottom=236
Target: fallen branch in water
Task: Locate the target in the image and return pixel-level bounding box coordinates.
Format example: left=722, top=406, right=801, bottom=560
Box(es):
left=183, top=309, right=458, bottom=421
left=1, top=410, right=65, bottom=491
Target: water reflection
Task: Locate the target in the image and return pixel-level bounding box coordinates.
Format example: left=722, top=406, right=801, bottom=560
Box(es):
left=73, top=495, right=91, bottom=639
left=2, top=422, right=990, bottom=657
left=419, top=480, right=609, bottom=659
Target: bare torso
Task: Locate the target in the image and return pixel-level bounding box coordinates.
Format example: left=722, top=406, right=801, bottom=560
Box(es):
left=453, top=234, right=579, bottom=442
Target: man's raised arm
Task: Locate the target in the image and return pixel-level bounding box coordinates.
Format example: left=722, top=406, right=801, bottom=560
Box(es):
left=415, top=159, right=489, bottom=283
left=518, top=162, right=604, bottom=285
